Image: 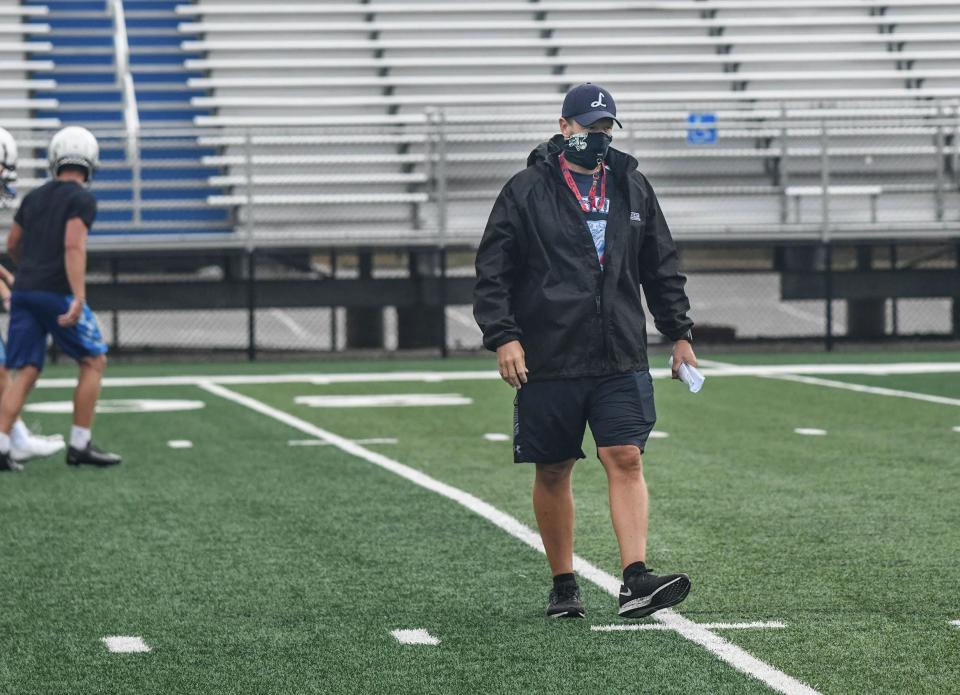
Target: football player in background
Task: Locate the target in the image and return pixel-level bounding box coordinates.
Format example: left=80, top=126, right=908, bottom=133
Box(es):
left=0, top=127, right=67, bottom=472
left=0, top=126, right=119, bottom=472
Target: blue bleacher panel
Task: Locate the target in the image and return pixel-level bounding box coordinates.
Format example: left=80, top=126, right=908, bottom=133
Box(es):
left=24, top=0, right=231, bottom=236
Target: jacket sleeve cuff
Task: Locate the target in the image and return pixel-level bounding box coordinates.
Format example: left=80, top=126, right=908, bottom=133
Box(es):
left=666, top=327, right=694, bottom=342
left=486, top=332, right=522, bottom=351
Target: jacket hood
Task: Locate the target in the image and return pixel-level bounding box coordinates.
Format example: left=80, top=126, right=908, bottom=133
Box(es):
left=526, top=133, right=639, bottom=177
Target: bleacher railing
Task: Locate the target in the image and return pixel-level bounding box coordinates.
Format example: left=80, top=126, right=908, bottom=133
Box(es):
left=1, top=100, right=959, bottom=251
left=107, top=0, right=140, bottom=165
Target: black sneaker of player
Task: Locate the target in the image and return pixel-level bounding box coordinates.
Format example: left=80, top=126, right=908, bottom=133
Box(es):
left=0, top=449, right=24, bottom=472
left=546, top=580, right=585, bottom=619
left=618, top=569, right=691, bottom=618
left=66, top=443, right=121, bottom=468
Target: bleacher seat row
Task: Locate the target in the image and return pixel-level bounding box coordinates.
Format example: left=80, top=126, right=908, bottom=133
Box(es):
left=1, top=0, right=958, bottom=246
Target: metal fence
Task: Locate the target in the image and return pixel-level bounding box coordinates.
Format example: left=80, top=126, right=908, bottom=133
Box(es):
left=1, top=100, right=959, bottom=356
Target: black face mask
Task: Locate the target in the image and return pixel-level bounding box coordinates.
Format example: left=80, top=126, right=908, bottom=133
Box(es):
left=563, top=131, right=612, bottom=169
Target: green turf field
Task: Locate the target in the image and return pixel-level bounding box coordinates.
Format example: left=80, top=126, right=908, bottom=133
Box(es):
left=1, top=352, right=958, bottom=694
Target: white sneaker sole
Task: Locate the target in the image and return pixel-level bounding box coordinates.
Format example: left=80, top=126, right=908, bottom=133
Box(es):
left=618, top=575, right=691, bottom=618
left=11, top=440, right=67, bottom=462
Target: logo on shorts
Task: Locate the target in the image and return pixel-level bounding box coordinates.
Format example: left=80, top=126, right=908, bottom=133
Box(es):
left=630, top=212, right=643, bottom=222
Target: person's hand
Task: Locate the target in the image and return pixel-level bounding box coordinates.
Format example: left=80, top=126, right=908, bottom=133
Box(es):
left=496, top=340, right=528, bottom=389
left=58, top=297, right=84, bottom=327
left=671, top=339, right=697, bottom=379
left=1, top=296, right=9, bottom=313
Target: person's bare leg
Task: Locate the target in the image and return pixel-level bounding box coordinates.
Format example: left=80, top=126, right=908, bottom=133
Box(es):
left=598, top=445, right=648, bottom=569
left=533, top=460, right=577, bottom=576
left=73, top=354, right=106, bottom=429
left=67, top=354, right=119, bottom=466
left=0, top=366, right=40, bottom=435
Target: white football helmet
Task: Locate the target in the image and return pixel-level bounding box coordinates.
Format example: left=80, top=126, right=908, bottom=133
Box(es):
left=0, top=127, right=17, bottom=203
left=48, top=126, right=99, bottom=181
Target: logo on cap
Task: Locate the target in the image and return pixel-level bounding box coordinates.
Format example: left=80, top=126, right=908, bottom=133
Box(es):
left=562, top=82, right=622, bottom=128
left=590, top=92, right=608, bottom=108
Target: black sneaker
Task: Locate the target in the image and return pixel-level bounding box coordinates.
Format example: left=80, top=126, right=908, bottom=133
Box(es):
left=66, top=443, right=121, bottom=468
left=546, top=581, right=585, bottom=619
left=0, top=449, right=24, bottom=472
left=618, top=569, right=691, bottom=618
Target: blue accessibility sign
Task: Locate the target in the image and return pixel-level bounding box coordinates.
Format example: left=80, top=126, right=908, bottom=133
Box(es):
left=687, top=112, right=718, bottom=145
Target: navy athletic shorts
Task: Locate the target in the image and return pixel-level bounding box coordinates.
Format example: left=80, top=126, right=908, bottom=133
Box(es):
left=513, top=370, right=657, bottom=464
left=6, top=290, right=108, bottom=370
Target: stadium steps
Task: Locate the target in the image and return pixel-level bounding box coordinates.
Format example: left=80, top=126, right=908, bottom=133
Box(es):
left=22, top=0, right=231, bottom=235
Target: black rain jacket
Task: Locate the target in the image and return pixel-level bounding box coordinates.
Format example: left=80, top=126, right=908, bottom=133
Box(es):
left=473, top=134, right=693, bottom=381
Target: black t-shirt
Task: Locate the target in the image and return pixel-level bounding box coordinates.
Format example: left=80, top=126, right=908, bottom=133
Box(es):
left=13, top=180, right=97, bottom=295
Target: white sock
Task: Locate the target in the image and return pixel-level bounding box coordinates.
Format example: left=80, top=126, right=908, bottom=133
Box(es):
left=0, top=432, right=10, bottom=454
left=11, top=420, right=30, bottom=447
left=70, top=426, right=91, bottom=450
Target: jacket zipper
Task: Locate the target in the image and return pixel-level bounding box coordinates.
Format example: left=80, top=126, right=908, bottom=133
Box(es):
left=553, top=161, right=609, bottom=364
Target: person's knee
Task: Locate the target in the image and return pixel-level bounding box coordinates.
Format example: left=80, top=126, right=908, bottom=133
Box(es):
left=535, top=460, right=575, bottom=489
left=602, top=445, right=643, bottom=478
left=17, top=365, right=41, bottom=385
left=80, top=354, right=107, bottom=375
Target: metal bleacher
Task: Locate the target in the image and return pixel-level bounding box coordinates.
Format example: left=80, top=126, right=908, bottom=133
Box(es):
left=2, top=0, right=230, bottom=237
left=1, top=0, right=958, bottom=351
left=182, top=0, right=960, bottom=120
left=2, top=0, right=959, bottom=247
left=173, top=0, right=960, bottom=246
left=0, top=1, right=58, bottom=130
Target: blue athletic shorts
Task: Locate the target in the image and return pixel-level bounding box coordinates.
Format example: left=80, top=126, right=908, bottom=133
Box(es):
left=513, top=370, right=657, bottom=464
left=6, top=290, right=108, bottom=370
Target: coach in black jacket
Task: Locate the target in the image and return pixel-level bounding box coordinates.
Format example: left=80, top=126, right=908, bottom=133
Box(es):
left=474, top=83, right=698, bottom=620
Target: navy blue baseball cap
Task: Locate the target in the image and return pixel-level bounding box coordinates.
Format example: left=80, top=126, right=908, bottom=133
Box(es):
left=562, top=83, right=622, bottom=128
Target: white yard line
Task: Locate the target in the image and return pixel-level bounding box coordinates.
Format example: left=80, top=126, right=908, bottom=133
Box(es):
left=295, top=394, right=473, bottom=408
left=390, top=628, right=440, bottom=647
left=483, top=433, right=510, bottom=442
left=101, top=636, right=151, bottom=653
left=700, top=359, right=960, bottom=408
left=691, top=362, right=960, bottom=377
left=793, top=428, right=827, bottom=436
left=29, top=362, right=960, bottom=390
left=198, top=380, right=820, bottom=695
left=288, top=438, right=398, bottom=447
left=950, top=620, right=960, bottom=627
left=34, top=371, right=504, bottom=389
left=773, top=374, right=960, bottom=408
left=391, top=628, right=440, bottom=646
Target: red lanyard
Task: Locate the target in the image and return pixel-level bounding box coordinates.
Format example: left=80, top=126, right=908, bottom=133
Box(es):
left=558, top=153, right=606, bottom=214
